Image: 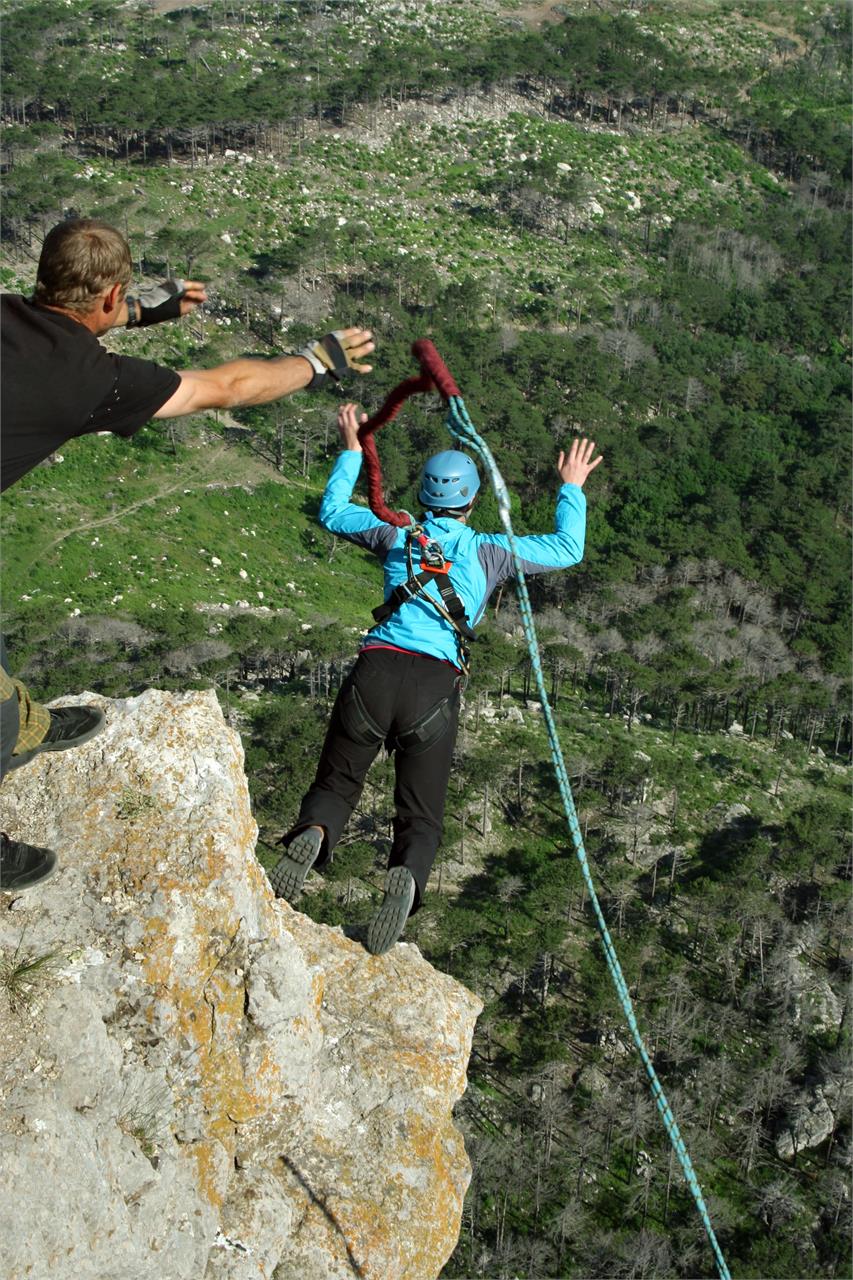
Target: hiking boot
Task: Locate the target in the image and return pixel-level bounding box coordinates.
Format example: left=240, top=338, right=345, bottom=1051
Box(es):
left=268, top=827, right=324, bottom=903
left=0, top=832, right=57, bottom=892
left=8, top=704, right=106, bottom=773
left=366, top=866, right=416, bottom=955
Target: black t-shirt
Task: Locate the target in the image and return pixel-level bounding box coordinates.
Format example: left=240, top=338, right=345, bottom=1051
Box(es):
left=0, top=295, right=181, bottom=491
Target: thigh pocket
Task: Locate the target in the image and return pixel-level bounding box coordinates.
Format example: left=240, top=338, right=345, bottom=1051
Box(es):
left=395, top=695, right=455, bottom=756
left=339, top=683, right=386, bottom=746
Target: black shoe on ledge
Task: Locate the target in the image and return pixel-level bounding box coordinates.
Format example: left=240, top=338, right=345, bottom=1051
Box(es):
left=0, top=833, right=57, bottom=892
left=8, top=704, right=106, bottom=773
left=366, top=866, right=416, bottom=956
left=268, top=827, right=324, bottom=903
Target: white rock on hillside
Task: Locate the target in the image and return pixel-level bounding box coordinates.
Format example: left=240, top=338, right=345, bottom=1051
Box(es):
left=775, top=1081, right=843, bottom=1160
left=0, top=689, right=481, bottom=1280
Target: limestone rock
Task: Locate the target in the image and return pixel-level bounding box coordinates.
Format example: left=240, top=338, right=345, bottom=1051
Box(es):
left=707, top=801, right=751, bottom=828
left=775, top=1081, right=843, bottom=1160
left=575, top=1064, right=609, bottom=1096
left=0, top=689, right=481, bottom=1280
left=769, top=942, right=843, bottom=1035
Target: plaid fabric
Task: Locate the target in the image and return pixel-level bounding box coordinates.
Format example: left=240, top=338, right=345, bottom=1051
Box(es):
left=0, top=668, right=51, bottom=754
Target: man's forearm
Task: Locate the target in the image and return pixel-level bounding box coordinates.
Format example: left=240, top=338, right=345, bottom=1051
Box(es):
left=208, top=354, right=314, bottom=407
left=154, top=328, right=374, bottom=420
left=154, top=355, right=314, bottom=418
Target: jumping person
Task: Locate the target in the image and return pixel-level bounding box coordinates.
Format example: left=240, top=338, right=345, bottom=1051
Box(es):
left=0, top=217, right=375, bottom=891
left=268, top=402, right=603, bottom=954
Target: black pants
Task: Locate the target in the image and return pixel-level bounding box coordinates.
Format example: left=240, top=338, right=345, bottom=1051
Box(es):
left=288, top=648, right=461, bottom=911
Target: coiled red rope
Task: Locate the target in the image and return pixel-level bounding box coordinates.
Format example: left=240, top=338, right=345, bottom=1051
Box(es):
left=357, top=340, right=461, bottom=526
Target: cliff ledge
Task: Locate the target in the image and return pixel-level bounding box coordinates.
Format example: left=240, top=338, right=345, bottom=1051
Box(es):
left=0, top=688, right=481, bottom=1280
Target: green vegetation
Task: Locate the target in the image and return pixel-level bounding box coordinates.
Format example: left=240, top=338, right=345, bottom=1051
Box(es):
left=1, top=1, right=850, bottom=1277
left=0, top=941, right=61, bottom=1014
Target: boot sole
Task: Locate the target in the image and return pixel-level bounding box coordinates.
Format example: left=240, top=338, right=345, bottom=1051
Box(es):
left=8, top=707, right=106, bottom=773
left=366, top=866, right=415, bottom=955
left=268, top=830, right=322, bottom=902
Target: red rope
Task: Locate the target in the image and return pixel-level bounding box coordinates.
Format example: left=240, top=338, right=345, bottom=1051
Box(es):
left=356, top=341, right=461, bottom=526
left=412, top=338, right=460, bottom=399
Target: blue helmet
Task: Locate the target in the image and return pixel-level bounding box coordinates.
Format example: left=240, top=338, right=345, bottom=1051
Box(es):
left=418, top=450, right=480, bottom=510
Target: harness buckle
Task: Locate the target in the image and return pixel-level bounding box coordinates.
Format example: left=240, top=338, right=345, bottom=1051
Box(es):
left=416, top=535, right=447, bottom=570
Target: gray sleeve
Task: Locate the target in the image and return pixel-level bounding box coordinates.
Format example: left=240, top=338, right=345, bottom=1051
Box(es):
left=340, top=522, right=399, bottom=561
left=477, top=539, right=576, bottom=594
left=477, top=543, right=515, bottom=599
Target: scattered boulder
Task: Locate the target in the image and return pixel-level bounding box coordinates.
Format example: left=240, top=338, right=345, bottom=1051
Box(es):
left=707, top=802, right=751, bottom=828
left=575, top=1064, right=609, bottom=1096
left=775, top=1081, right=843, bottom=1160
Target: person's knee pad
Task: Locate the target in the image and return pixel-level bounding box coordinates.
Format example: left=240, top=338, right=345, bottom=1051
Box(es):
left=339, top=683, right=385, bottom=747
left=395, top=695, right=455, bottom=757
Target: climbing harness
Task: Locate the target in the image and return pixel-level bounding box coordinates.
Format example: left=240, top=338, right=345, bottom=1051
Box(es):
left=371, top=526, right=477, bottom=675
left=355, top=359, right=480, bottom=675
left=357, top=341, right=732, bottom=1280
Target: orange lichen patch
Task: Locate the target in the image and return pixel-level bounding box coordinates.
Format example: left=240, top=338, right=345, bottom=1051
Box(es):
left=287, top=1013, right=310, bottom=1040
left=194, top=830, right=222, bottom=882
left=185, top=1139, right=228, bottom=1209
left=309, top=970, right=325, bottom=1011
left=283, top=1108, right=468, bottom=1278
left=139, top=905, right=272, bottom=1205
left=280, top=1184, right=399, bottom=1280
left=327, top=1198, right=398, bottom=1280
left=385, top=1046, right=463, bottom=1095
left=405, top=1115, right=469, bottom=1269
left=204, top=1044, right=267, bottom=1131
left=139, top=916, right=175, bottom=986
left=245, top=848, right=271, bottom=892
left=246, top=1044, right=285, bottom=1095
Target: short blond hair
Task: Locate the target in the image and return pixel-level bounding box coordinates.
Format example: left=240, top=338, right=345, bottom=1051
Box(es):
left=34, top=218, right=132, bottom=312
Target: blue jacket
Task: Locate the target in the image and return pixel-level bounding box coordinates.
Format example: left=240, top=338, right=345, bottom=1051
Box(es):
left=320, top=450, right=586, bottom=667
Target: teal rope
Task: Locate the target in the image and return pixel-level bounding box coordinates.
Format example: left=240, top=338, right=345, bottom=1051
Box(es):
left=444, top=395, right=732, bottom=1280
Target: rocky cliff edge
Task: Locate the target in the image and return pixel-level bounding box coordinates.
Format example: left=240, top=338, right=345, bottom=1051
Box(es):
left=0, top=689, right=481, bottom=1280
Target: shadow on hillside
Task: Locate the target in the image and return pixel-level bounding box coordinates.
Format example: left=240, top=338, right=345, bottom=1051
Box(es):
left=684, top=814, right=766, bottom=884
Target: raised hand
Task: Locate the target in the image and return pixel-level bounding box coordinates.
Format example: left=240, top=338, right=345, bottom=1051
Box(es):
left=178, top=281, right=208, bottom=315
left=300, top=329, right=375, bottom=388
left=337, top=402, right=367, bottom=451
left=557, top=438, right=603, bottom=488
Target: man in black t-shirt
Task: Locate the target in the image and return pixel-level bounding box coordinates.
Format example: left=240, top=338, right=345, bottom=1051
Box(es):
left=1, top=218, right=375, bottom=891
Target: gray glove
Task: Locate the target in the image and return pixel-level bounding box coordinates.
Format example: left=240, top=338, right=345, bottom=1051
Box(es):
left=126, top=279, right=187, bottom=328
left=297, top=330, right=361, bottom=389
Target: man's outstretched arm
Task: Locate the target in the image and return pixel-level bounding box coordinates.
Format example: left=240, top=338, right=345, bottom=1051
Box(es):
left=153, top=329, right=374, bottom=418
